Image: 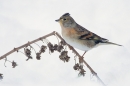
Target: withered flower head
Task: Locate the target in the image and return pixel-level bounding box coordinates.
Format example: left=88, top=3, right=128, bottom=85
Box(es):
left=0, top=73, right=3, bottom=80
left=24, top=48, right=33, bottom=61
left=60, top=40, right=66, bottom=46
left=73, top=63, right=80, bottom=70
left=59, top=51, right=70, bottom=62
left=64, top=56, right=70, bottom=62
left=24, top=48, right=31, bottom=56
left=47, top=42, right=53, bottom=49
left=57, top=45, right=64, bottom=52
left=12, top=61, right=17, bottom=68
left=26, top=56, right=32, bottom=61
left=78, top=68, right=86, bottom=76
left=40, top=45, right=47, bottom=53
left=53, top=44, right=64, bottom=52
left=61, top=51, right=68, bottom=57
left=47, top=42, right=54, bottom=53
left=79, top=65, right=83, bottom=69
left=53, top=44, right=58, bottom=50
left=36, top=53, right=41, bottom=60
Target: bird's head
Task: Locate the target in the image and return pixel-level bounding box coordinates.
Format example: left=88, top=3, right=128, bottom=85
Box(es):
left=55, top=13, right=76, bottom=28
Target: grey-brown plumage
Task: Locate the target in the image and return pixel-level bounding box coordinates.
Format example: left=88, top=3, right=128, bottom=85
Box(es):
left=56, top=13, right=122, bottom=51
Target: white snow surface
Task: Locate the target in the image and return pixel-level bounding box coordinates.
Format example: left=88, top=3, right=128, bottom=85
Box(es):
left=0, top=0, right=130, bottom=86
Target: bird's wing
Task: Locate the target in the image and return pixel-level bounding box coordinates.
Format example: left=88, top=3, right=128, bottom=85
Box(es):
left=75, top=24, right=122, bottom=46
left=75, top=24, right=108, bottom=44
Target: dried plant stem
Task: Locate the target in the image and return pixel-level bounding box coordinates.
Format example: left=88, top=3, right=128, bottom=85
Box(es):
left=34, top=43, right=41, bottom=48
left=55, top=32, right=106, bottom=86
left=0, top=31, right=55, bottom=60
left=0, top=31, right=106, bottom=86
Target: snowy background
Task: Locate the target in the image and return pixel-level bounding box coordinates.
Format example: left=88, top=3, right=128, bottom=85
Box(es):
left=0, top=0, right=130, bottom=86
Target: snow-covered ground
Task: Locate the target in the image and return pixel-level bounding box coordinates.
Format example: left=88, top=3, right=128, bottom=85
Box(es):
left=0, top=0, right=130, bottom=86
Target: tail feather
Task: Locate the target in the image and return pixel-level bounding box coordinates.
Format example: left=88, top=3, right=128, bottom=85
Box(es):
left=101, top=38, right=122, bottom=46
left=100, top=38, right=122, bottom=46
left=104, top=41, right=122, bottom=46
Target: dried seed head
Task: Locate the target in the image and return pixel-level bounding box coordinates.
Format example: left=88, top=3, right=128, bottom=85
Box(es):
left=60, top=40, right=66, bottom=46
left=59, top=51, right=70, bottom=62
left=73, top=63, right=80, bottom=70
left=47, top=42, right=53, bottom=49
left=36, top=53, right=41, bottom=60
left=59, top=51, right=67, bottom=60
left=61, top=51, right=68, bottom=57
left=26, top=56, right=32, bottom=61
left=59, top=54, right=65, bottom=61
left=24, top=48, right=31, bottom=56
left=59, top=55, right=66, bottom=62
left=12, top=61, right=17, bottom=68
left=50, top=48, right=54, bottom=53
left=53, top=44, right=58, bottom=50
left=47, top=42, right=55, bottom=53
left=40, top=45, right=47, bottom=53
left=65, top=56, right=70, bottom=62
left=24, top=48, right=33, bottom=61
left=0, top=73, right=3, bottom=80
left=57, top=45, right=64, bottom=52
left=79, top=65, right=83, bottom=69
left=78, top=68, right=86, bottom=76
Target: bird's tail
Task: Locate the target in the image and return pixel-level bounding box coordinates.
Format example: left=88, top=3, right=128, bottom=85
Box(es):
left=101, top=38, right=122, bottom=46
left=104, top=41, right=122, bottom=46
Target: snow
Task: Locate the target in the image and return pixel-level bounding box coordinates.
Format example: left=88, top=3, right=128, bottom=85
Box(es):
left=0, top=0, right=130, bottom=86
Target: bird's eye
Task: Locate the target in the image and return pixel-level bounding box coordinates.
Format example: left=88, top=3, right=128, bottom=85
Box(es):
left=63, top=18, right=66, bottom=21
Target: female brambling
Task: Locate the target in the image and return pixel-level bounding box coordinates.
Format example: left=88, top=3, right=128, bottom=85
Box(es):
left=56, top=13, right=122, bottom=54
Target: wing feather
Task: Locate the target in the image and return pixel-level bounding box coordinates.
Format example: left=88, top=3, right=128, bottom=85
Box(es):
left=75, top=24, right=108, bottom=44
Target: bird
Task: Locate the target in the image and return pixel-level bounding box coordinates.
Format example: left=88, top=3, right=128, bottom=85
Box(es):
left=55, top=13, right=122, bottom=56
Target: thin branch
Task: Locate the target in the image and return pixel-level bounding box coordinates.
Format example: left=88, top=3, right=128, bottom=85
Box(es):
left=0, top=31, right=55, bottom=60
left=0, top=31, right=106, bottom=86
left=55, top=32, right=106, bottom=86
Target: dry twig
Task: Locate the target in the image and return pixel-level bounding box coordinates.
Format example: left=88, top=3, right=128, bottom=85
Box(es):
left=0, top=31, right=106, bottom=86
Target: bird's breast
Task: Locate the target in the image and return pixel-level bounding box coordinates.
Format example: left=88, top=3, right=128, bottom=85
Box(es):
left=62, top=28, right=77, bottom=37
left=61, top=28, right=92, bottom=51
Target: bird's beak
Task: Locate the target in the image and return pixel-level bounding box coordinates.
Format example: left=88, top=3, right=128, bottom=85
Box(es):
left=55, top=18, right=60, bottom=22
